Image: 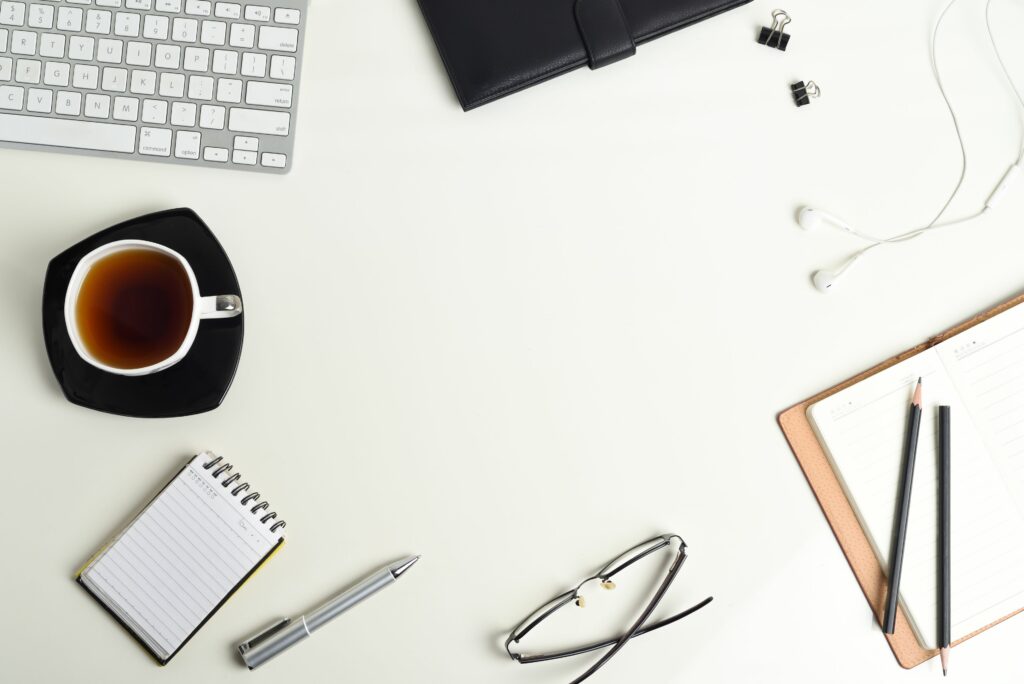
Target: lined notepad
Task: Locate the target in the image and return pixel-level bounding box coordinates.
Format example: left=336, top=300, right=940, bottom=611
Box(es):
left=78, top=452, right=286, bottom=664
left=809, top=303, right=1024, bottom=648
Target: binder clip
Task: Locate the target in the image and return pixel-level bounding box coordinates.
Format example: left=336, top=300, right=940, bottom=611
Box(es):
left=791, top=81, right=821, bottom=107
left=758, top=10, right=792, bottom=51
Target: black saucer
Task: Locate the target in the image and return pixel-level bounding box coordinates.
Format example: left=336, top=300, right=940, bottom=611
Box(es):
left=42, top=209, right=244, bottom=418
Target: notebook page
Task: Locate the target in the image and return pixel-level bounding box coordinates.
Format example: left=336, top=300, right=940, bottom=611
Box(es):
left=81, top=456, right=279, bottom=659
left=936, top=302, right=1024, bottom=508
left=808, top=352, right=1024, bottom=646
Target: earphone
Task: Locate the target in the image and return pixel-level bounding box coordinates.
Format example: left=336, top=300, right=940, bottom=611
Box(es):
left=803, top=0, right=1024, bottom=293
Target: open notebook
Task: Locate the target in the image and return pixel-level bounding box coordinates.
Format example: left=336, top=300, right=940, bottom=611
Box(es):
left=808, top=302, right=1024, bottom=649
left=77, top=452, right=286, bottom=665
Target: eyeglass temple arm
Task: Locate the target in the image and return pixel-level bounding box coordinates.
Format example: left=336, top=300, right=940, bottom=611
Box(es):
left=515, top=595, right=714, bottom=665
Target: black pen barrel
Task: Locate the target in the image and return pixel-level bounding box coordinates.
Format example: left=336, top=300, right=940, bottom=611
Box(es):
left=939, top=406, right=952, bottom=649
left=883, top=402, right=923, bottom=634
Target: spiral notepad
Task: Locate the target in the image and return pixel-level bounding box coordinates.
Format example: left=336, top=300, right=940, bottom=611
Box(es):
left=77, top=452, right=287, bottom=665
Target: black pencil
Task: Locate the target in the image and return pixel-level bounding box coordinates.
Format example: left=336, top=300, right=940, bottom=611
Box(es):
left=883, top=378, right=923, bottom=635
left=939, top=405, right=951, bottom=676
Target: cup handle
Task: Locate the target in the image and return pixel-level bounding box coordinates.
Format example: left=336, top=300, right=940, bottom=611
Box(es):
left=200, top=295, right=243, bottom=320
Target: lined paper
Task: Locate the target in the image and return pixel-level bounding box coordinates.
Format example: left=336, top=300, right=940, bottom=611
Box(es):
left=810, top=303, right=1024, bottom=648
left=81, top=455, right=280, bottom=660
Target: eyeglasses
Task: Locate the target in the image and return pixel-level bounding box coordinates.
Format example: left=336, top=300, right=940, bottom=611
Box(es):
left=504, top=534, right=713, bottom=684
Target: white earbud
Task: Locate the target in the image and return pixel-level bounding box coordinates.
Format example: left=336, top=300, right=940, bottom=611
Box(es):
left=812, top=270, right=838, bottom=293
left=798, top=207, right=853, bottom=234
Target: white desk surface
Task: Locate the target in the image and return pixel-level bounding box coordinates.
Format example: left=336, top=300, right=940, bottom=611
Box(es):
left=3, top=0, right=1024, bottom=682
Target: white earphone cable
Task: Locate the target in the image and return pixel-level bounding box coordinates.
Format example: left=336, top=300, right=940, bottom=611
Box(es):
left=821, top=0, right=1023, bottom=280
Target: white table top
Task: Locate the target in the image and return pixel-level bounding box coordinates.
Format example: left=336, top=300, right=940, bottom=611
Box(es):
left=4, top=0, right=1024, bottom=682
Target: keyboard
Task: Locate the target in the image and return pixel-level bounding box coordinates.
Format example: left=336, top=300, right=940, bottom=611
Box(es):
left=0, top=0, right=307, bottom=174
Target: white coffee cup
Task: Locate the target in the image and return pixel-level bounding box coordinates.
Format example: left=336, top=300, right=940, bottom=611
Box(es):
left=64, top=239, right=243, bottom=377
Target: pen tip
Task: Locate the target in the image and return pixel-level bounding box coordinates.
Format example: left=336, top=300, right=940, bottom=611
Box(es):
left=389, top=555, right=421, bottom=579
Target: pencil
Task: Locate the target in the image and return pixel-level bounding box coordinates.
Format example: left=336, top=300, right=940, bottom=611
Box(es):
left=939, top=405, right=951, bottom=676
left=883, top=378, right=923, bottom=635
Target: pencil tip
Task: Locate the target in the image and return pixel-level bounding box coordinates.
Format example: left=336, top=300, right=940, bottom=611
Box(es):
left=918, top=377, right=923, bottom=384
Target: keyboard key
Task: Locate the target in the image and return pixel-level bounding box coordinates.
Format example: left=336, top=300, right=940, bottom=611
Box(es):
left=55, top=90, right=82, bottom=115
left=245, top=80, right=289, bottom=107
left=142, top=14, right=167, bottom=39
left=228, top=106, right=288, bottom=135
left=126, top=0, right=154, bottom=9
left=129, top=68, right=155, bottom=94
left=101, top=66, right=127, bottom=92
left=183, top=45, right=208, bottom=70
left=243, top=5, right=269, bottom=21
left=200, top=19, right=225, bottom=45
left=203, top=145, right=227, bottom=161
left=187, top=74, right=212, bottom=100
left=198, top=102, right=223, bottom=128
left=232, top=148, right=255, bottom=164
left=112, top=95, right=139, bottom=121
left=43, top=62, right=70, bottom=87
left=39, top=33, right=66, bottom=59
left=57, top=7, right=83, bottom=32
left=214, top=76, right=240, bottom=102
left=185, top=0, right=211, bottom=16
left=172, top=17, right=198, bottom=42
left=169, top=100, right=195, bottom=126
left=0, top=56, right=9, bottom=81
left=26, top=86, right=52, bottom=113
left=269, top=54, right=293, bottom=80
left=174, top=129, right=200, bottom=159
left=239, top=51, right=264, bottom=77
left=139, top=125, right=171, bottom=156
left=84, top=92, right=111, bottom=118
left=0, top=111, right=136, bottom=151
left=0, top=2, right=26, bottom=27
left=97, top=38, right=123, bottom=63
left=154, top=43, right=180, bottom=68
left=158, top=71, right=183, bottom=97
left=69, top=36, right=95, bottom=60
left=260, top=152, right=286, bottom=168
left=232, top=134, right=256, bottom=151
left=0, top=84, right=24, bottom=109
left=214, top=3, right=240, bottom=19
left=72, top=63, right=98, bottom=89
left=274, top=8, right=299, bottom=25
left=15, top=57, right=39, bottom=83
left=114, top=12, right=140, bottom=37
left=211, top=48, right=237, bottom=74
left=28, top=4, right=54, bottom=29
left=11, top=29, right=35, bottom=55
left=125, top=40, right=152, bottom=66
left=0, top=28, right=6, bottom=51
left=155, top=0, right=182, bottom=12
left=257, top=25, right=296, bottom=52
left=141, top=97, right=166, bottom=123
left=228, top=22, right=253, bottom=48
left=86, top=10, right=112, bottom=35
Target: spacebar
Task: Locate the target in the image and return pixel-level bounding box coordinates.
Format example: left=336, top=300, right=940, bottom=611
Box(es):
left=0, top=114, right=136, bottom=153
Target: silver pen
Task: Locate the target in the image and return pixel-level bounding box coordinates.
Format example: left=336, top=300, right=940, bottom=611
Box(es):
left=238, top=555, right=421, bottom=669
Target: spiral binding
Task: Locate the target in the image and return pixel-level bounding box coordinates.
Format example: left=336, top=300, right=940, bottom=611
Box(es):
left=201, top=453, right=287, bottom=534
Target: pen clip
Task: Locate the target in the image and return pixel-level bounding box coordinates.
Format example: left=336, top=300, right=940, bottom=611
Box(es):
left=238, top=618, right=292, bottom=654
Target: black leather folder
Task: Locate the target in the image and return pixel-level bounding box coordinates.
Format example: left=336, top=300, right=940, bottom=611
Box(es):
left=416, top=0, right=753, bottom=110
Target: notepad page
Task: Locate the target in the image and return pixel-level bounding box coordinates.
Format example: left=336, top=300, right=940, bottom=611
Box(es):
left=80, top=456, right=279, bottom=660
left=936, top=302, right=1024, bottom=509
left=809, top=349, right=1024, bottom=647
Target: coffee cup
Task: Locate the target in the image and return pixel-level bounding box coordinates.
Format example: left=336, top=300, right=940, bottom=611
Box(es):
left=64, top=239, right=242, bottom=376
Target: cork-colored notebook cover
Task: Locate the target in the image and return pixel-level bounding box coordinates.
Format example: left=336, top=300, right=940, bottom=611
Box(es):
left=778, top=292, right=1024, bottom=669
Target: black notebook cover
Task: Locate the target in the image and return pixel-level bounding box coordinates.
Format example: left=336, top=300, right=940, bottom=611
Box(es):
left=416, top=0, right=753, bottom=110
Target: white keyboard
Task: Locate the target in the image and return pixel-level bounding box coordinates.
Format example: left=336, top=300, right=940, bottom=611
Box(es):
left=0, top=0, right=307, bottom=173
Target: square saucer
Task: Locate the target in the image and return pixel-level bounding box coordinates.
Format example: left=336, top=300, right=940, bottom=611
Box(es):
left=42, top=209, right=244, bottom=418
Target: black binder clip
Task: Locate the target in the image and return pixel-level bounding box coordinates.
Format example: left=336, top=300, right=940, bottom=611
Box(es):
left=791, top=80, right=821, bottom=107
left=758, top=9, right=792, bottom=51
